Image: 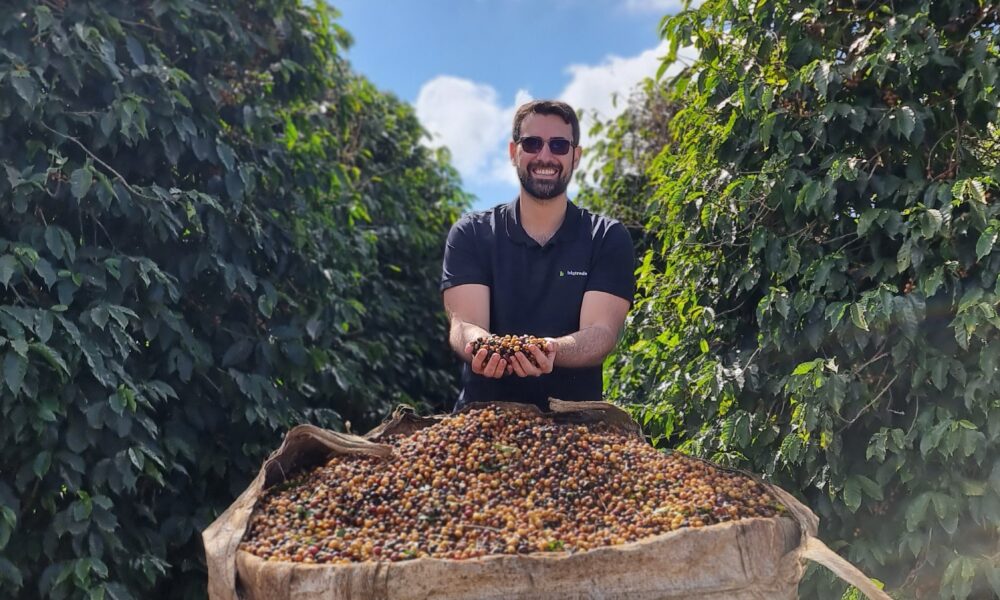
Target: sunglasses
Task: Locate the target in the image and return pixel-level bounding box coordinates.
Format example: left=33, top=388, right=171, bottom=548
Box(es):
left=516, top=136, right=575, bottom=156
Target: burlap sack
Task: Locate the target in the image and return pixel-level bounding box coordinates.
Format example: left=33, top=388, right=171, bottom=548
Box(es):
left=203, top=401, right=890, bottom=600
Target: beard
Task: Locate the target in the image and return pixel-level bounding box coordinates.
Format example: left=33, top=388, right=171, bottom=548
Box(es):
left=518, top=159, right=574, bottom=200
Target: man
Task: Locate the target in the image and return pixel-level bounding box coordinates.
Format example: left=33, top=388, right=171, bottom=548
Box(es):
left=440, top=100, right=635, bottom=410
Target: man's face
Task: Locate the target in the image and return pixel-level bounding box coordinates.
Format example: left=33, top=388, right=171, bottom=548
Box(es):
left=510, top=113, right=581, bottom=201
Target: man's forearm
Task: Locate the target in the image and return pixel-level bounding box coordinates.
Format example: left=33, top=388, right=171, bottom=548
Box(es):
left=551, top=325, right=619, bottom=368
left=449, top=319, right=490, bottom=362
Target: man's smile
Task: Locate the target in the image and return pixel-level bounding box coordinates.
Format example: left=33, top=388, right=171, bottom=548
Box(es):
left=530, top=164, right=560, bottom=178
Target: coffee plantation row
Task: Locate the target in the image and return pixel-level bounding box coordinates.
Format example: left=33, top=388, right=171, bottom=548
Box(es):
left=0, top=2, right=466, bottom=598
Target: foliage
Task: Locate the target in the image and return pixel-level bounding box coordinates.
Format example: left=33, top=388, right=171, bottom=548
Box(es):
left=586, top=0, right=1000, bottom=598
left=287, top=74, right=468, bottom=426
left=0, top=1, right=466, bottom=598
left=577, top=80, right=680, bottom=246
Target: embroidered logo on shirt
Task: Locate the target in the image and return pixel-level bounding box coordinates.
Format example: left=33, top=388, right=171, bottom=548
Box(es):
left=559, top=270, right=588, bottom=277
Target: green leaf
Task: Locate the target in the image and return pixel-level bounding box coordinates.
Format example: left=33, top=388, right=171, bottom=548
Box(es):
left=825, top=302, right=848, bottom=329
left=34, top=257, right=57, bottom=288
left=225, top=171, right=244, bottom=201
left=760, top=113, right=776, bottom=150
left=815, top=61, right=830, bottom=98
left=921, top=209, right=943, bottom=238
left=843, top=478, right=862, bottom=512
left=857, top=209, right=881, bottom=235
left=958, top=478, right=986, bottom=496
left=76, top=335, right=113, bottom=387
left=10, top=338, right=27, bottom=358
left=100, top=110, right=116, bottom=137
left=11, top=73, right=39, bottom=108
left=986, top=561, right=1000, bottom=596
left=792, top=362, right=813, bottom=376
left=850, top=303, right=869, bottom=332
left=32, top=451, right=51, bottom=479
left=30, top=342, right=70, bottom=377
left=989, top=460, right=1000, bottom=496
left=976, top=225, right=997, bottom=260
left=74, top=558, right=90, bottom=583
left=866, top=431, right=887, bottom=462
left=70, top=167, right=94, bottom=200
left=0, top=506, right=15, bottom=530
left=930, top=359, right=949, bottom=391
left=125, top=35, right=146, bottom=66
left=897, top=240, right=912, bottom=272
left=896, top=106, right=916, bottom=140
left=921, top=420, right=951, bottom=455
left=65, top=418, right=89, bottom=453
left=3, top=164, right=22, bottom=188
left=128, top=448, right=144, bottom=471
left=257, top=293, right=274, bottom=318
left=44, top=226, right=65, bottom=260
left=0, top=255, right=18, bottom=287
left=932, top=493, right=959, bottom=535
left=779, top=433, right=803, bottom=463
left=958, top=287, right=983, bottom=313
left=216, top=141, right=236, bottom=171
left=91, top=557, right=108, bottom=579
left=720, top=413, right=736, bottom=444
left=222, top=339, right=254, bottom=367
left=3, top=352, right=27, bottom=394
left=0, top=557, right=23, bottom=588
left=856, top=475, right=883, bottom=501
left=734, top=412, right=751, bottom=447
left=954, top=179, right=987, bottom=204
left=109, top=390, right=126, bottom=415
left=90, top=305, right=109, bottom=330
left=905, top=493, right=930, bottom=531
left=922, top=267, right=944, bottom=296
left=306, top=316, right=322, bottom=340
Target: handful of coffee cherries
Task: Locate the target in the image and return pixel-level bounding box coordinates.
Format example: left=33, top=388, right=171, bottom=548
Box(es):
left=471, top=334, right=550, bottom=367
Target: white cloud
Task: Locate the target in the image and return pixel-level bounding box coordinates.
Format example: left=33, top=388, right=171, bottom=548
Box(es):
left=415, top=78, right=531, bottom=189
left=414, top=76, right=510, bottom=177
left=560, top=42, right=668, bottom=145
left=485, top=89, right=533, bottom=189
left=561, top=42, right=698, bottom=147
left=413, top=44, right=698, bottom=203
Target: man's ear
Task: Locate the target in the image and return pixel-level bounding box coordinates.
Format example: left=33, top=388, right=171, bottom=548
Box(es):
left=509, top=140, right=517, bottom=164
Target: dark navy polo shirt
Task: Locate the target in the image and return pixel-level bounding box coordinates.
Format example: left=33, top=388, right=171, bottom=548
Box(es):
left=441, top=198, right=635, bottom=410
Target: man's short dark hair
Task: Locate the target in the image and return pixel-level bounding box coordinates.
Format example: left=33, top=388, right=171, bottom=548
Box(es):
left=512, top=100, right=580, bottom=146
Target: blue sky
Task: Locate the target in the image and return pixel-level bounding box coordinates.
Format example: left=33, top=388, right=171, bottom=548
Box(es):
left=332, top=0, right=696, bottom=211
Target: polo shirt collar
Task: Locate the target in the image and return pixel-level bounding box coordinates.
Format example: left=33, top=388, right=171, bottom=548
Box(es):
left=504, top=197, right=581, bottom=247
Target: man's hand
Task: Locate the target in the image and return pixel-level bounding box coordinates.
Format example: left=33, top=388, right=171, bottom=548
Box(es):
left=464, top=342, right=512, bottom=378
left=509, top=338, right=557, bottom=377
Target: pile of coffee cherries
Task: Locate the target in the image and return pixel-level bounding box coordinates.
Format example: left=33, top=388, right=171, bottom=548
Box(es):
left=240, top=405, right=783, bottom=564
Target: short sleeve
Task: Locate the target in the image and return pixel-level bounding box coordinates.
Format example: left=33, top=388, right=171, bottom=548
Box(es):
left=441, top=217, right=490, bottom=291
left=585, top=222, right=635, bottom=305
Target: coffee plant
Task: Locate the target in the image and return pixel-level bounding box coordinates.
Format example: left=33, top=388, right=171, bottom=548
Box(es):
left=582, top=1, right=1000, bottom=597
left=0, top=1, right=466, bottom=598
